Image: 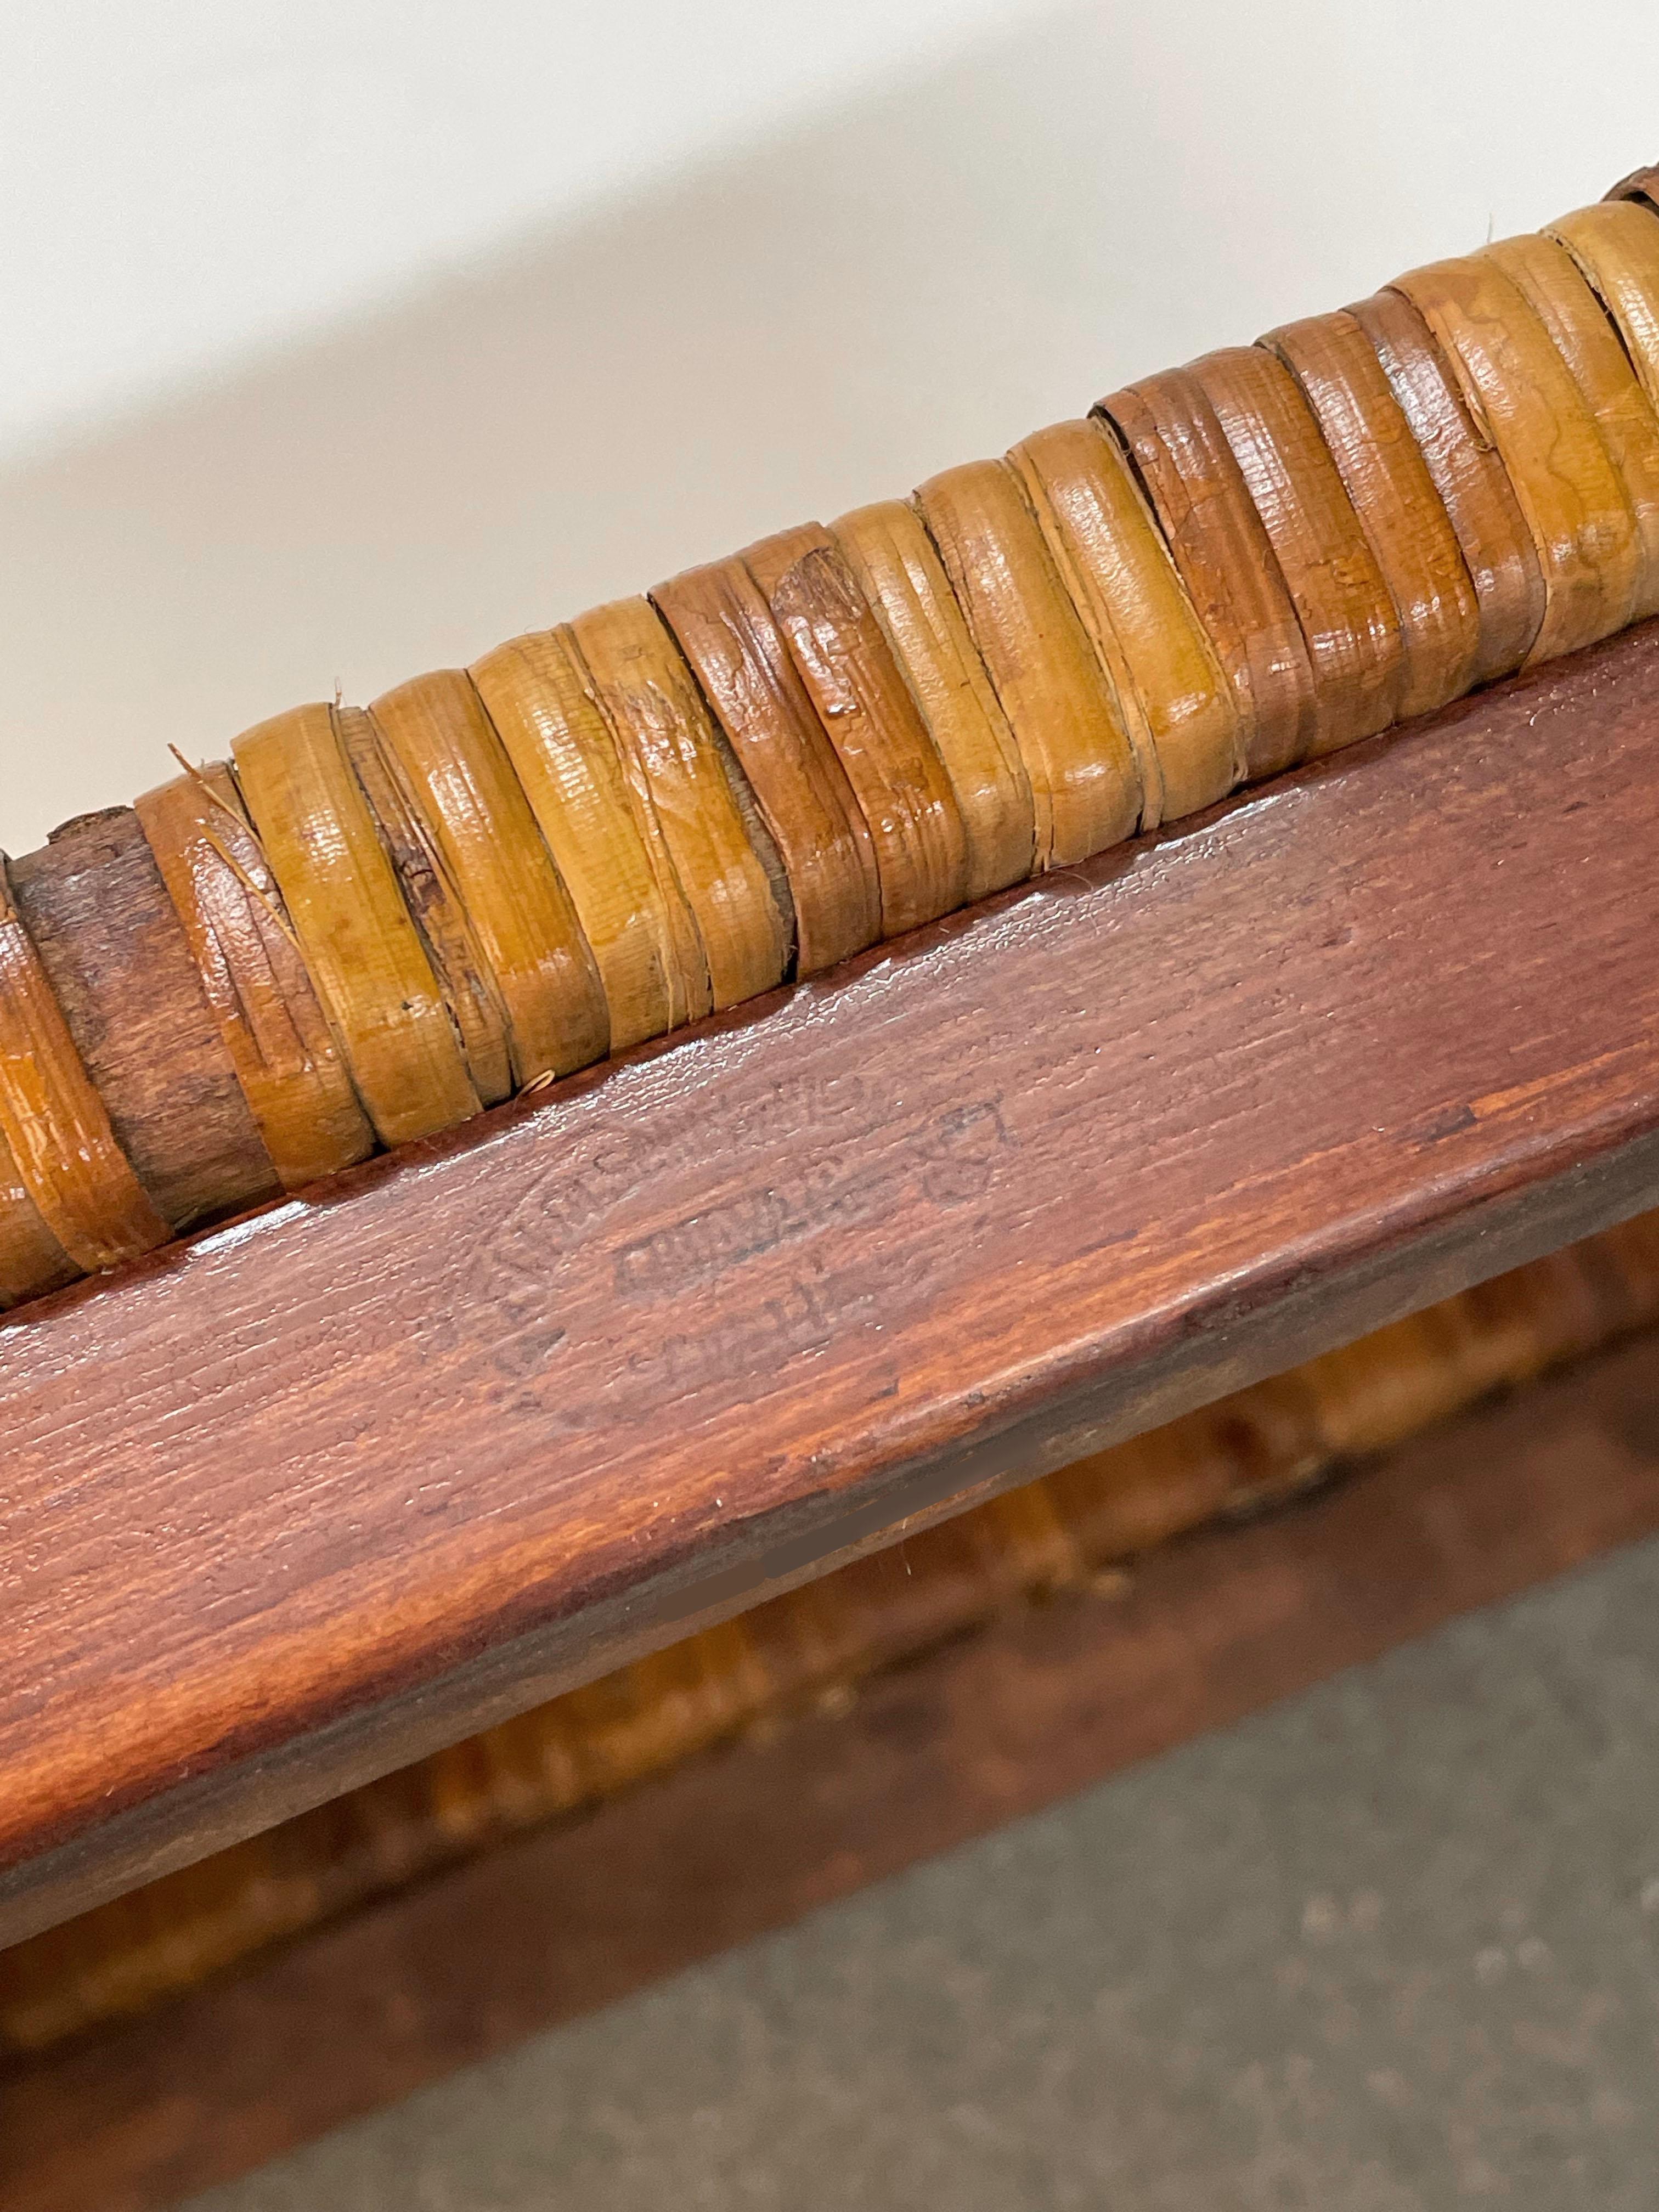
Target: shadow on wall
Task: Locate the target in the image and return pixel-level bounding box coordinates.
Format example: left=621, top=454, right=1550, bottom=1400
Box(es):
left=1, top=0, right=1651, bottom=848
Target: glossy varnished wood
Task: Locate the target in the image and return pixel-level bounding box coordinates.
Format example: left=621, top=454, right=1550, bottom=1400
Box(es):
left=5, top=620, right=1659, bottom=1945
left=6, top=1329, right=1659, bottom=2212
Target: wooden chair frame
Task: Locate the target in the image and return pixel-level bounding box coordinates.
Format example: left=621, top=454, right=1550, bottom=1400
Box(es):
left=7, top=616, right=1659, bottom=1952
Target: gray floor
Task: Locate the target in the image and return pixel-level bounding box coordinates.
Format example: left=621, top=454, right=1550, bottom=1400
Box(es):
left=187, top=1537, right=1659, bottom=2211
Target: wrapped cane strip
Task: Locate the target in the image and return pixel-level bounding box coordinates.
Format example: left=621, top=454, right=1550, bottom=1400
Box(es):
left=744, top=523, right=969, bottom=935
left=653, top=556, right=878, bottom=975
left=1391, top=257, right=1641, bottom=664
left=1190, top=346, right=1406, bottom=754
left=1347, top=286, right=1545, bottom=686
left=1486, top=229, right=1659, bottom=620
left=1009, top=416, right=1244, bottom=824
left=366, top=670, right=609, bottom=1087
left=0, top=1125, right=76, bottom=1308
left=1263, top=311, right=1482, bottom=720
left=1606, top=165, right=1659, bottom=219
left=334, top=708, right=514, bottom=1106
left=0, top=858, right=171, bottom=1270
left=830, top=499, right=1034, bottom=902
left=135, top=765, right=376, bottom=1189
left=913, top=459, right=1143, bottom=868
left=232, top=703, right=481, bottom=1146
left=1098, top=370, right=1317, bottom=777
left=1550, top=201, right=1659, bottom=416
left=569, top=597, right=790, bottom=1008
left=8, top=809, right=280, bottom=1235
left=470, top=627, right=698, bottom=1048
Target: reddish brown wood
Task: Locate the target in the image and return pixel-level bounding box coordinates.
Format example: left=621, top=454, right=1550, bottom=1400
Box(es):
left=5, top=1330, right=1658, bottom=2212
left=8, top=809, right=277, bottom=1231
left=5, top=618, right=1659, bottom=1948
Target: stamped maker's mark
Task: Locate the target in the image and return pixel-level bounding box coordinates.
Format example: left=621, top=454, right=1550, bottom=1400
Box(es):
left=464, top=1089, right=1012, bottom=1414
left=612, top=1098, right=1011, bottom=1304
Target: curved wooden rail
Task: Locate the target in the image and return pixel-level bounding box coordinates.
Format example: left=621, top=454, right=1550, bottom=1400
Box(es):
left=5, top=616, right=1659, bottom=1947
left=9, top=1324, right=1659, bottom=2212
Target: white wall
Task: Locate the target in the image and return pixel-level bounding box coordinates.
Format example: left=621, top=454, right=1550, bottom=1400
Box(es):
left=0, top=0, right=1061, bottom=462
left=3, top=0, right=1656, bottom=847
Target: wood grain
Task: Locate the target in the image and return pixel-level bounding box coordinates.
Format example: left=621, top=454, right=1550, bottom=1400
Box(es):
left=5, top=618, right=1659, bottom=1948
left=0, top=855, right=174, bottom=1269
left=8, top=810, right=276, bottom=1234
left=7, top=1328, right=1659, bottom=2212
left=134, top=768, right=377, bottom=1192
left=12, top=1212, right=1650, bottom=2057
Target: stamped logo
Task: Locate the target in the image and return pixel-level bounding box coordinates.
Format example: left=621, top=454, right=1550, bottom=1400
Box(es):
left=461, top=1076, right=1014, bottom=1428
